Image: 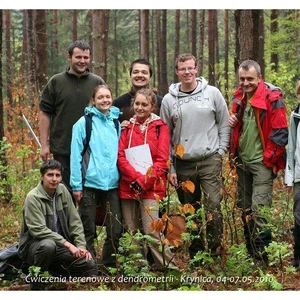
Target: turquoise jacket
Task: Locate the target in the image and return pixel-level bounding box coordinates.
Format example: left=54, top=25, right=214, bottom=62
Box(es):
left=70, top=105, right=121, bottom=191
left=18, top=182, right=86, bottom=260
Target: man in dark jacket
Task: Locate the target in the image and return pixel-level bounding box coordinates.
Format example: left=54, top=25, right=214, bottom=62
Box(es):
left=113, top=58, right=162, bottom=123
left=18, top=160, right=97, bottom=290
left=39, top=40, right=105, bottom=195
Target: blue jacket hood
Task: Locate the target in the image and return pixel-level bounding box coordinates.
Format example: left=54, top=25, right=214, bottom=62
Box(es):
left=84, top=105, right=120, bottom=120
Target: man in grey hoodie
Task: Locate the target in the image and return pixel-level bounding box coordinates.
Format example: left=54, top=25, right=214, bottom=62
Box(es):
left=160, top=53, right=230, bottom=264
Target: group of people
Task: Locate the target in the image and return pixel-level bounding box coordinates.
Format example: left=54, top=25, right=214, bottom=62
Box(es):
left=17, top=39, right=300, bottom=290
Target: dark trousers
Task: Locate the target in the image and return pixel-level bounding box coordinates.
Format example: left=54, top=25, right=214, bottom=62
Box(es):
left=293, top=183, right=300, bottom=258
left=25, top=239, right=97, bottom=276
left=78, top=187, right=122, bottom=268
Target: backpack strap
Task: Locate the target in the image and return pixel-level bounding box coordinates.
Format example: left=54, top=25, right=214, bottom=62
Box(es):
left=113, top=118, right=119, bottom=135
left=81, top=114, right=92, bottom=157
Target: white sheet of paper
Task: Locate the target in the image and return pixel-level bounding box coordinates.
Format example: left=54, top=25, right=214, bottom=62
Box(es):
left=124, top=144, right=153, bottom=175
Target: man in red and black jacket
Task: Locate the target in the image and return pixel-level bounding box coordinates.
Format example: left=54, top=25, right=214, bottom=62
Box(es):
left=229, top=59, right=288, bottom=265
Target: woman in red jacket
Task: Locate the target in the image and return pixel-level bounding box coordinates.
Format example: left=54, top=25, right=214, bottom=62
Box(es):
left=118, top=88, right=176, bottom=270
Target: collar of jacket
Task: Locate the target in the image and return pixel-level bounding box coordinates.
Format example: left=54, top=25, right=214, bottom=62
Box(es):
left=233, top=80, right=267, bottom=110
left=65, top=67, right=91, bottom=78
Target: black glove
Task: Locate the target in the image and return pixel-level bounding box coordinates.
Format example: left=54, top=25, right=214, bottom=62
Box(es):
left=130, top=180, right=143, bottom=193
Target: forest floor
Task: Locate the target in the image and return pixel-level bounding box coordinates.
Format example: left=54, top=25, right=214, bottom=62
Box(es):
left=1, top=172, right=300, bottom=292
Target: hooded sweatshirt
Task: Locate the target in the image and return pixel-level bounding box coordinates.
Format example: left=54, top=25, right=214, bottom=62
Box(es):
left=70, top=105, right=120, bottom=191
left=160, top=77, right=230, bottom=170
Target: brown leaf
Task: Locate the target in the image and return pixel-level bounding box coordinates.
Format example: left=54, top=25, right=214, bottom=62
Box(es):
left=161, top=213, right=168, bottom=222
left=207, top=213, right=213, bottom=222
left=162, top=238, right=170, bottom=246
left=154, top=193, right=160, bottom=204
left=182, top=203, right=195, bottom=215
left=190, top=220, right=198, bottom=230
left=174, top=144, right=185, bottom=158
left=166, top=160, right=171, bottom=169
left=182, top=180, right=195, bottom=193
left=145, top=166, right=153, bottom=179
left=144, top=205, right=151, bottom=216
left=150, top=219, right=165, bottom=232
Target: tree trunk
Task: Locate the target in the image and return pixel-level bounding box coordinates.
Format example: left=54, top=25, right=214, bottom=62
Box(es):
left=139, top=10, right=149, bottom=60
left=224, top=10, right=229, bottom=102
left=198, top=10, right=205, bottom=76
left=50, top=10, right=58, bottom=75
left=214, top=10, right=220, bottom=89
left=35, top=9, right=48, bottom=93
left=0, top=9, right=12, bottom=202
left=208, top=10, right=215, bottom=85
left=160, top=10, right=168, bottom=95
left=191, top=10, right=197, bottom=57
left=113, top=10, right=118, bottom=98
left=270, top=10, right=279, bottom=72
left=155, top=10, right=162, bottom=95
left=92, top=10, right=109, bottom=80
left=72, top=10, right=77, bottom=41
left=4, top=10, right=12, bottom=132
left=257, top=10, right=265, bottom=78
left=234, top=10, right=261, bottom=70
left=174, top=10, right=180, bottom=83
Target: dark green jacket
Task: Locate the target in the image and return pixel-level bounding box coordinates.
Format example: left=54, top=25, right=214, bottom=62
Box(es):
left=18, top=182, right=86, bottom=260
left=39, top=68, right=105, bottom=156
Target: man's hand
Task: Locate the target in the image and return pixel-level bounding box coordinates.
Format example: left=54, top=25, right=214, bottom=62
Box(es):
left=64, top=241, right=92, bottom=261
left=64, top=241, right=82, bottom=258
left=121, top=120, right=130, bottom=129
left=40, top=145, right=50, bottom=161
left=79, top=248, right=93, bottom=261
left=73, top=191, right=83, bottom=203
left=168, top=172, right=178, bottom=187
left=228, top=114, right=238, bottom=128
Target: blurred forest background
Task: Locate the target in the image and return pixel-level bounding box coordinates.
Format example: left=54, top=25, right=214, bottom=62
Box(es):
left=1, top=10, right=300, bottom=182
left=0, top=9, right=299, bottom=291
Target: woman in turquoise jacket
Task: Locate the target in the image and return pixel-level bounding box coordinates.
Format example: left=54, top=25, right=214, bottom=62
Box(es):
left=70, top=84, right=122, bottom=270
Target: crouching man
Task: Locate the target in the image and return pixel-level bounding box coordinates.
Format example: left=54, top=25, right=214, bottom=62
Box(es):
left=18, top=159, right=97, bottom=290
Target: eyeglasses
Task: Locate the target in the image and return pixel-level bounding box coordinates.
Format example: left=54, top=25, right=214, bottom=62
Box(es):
left=177, top=67, right=197, bottom=73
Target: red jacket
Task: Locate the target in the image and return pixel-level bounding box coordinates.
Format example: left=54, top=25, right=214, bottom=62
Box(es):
left=118, top=117, right=170, bottom=200
left=230, top=81, right=288, bottom=171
